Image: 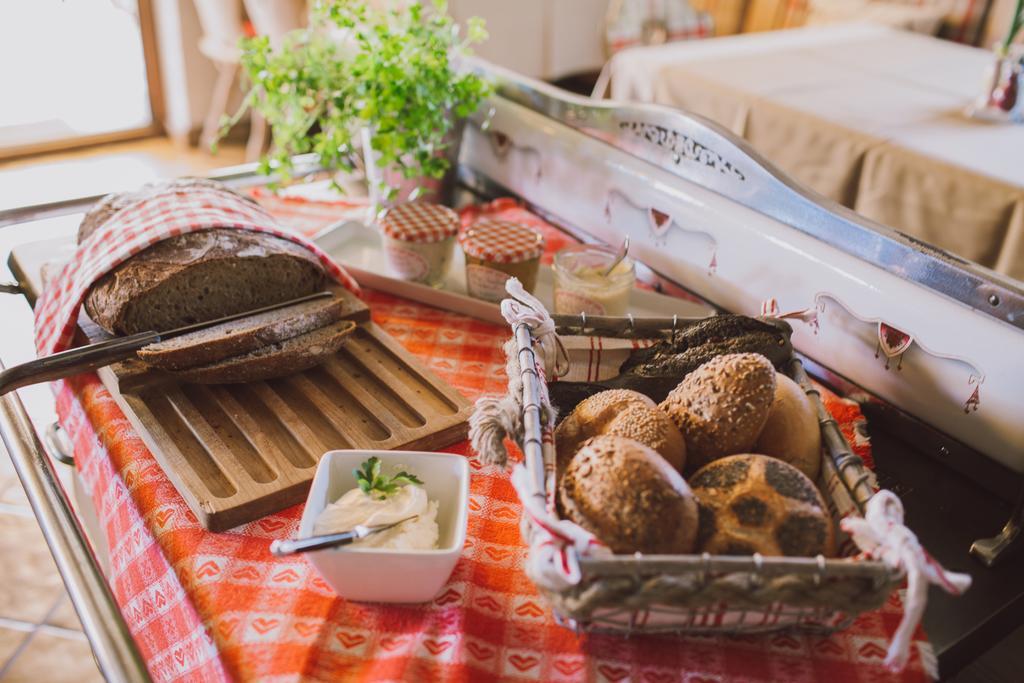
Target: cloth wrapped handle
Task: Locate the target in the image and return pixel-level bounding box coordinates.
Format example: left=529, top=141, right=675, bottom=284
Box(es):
left=842, top=490, right=971, bottom=671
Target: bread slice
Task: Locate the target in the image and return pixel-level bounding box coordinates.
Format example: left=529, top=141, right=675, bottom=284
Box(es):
left=170, top=320, right=358, bottom=384
left=137, top=296, right=347, bottom=371
left=84, top=229, right=326, bottom=335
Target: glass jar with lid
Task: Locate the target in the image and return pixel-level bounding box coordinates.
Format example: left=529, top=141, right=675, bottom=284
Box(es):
left=379, top=202, right=460, bottom=288
left=460, top=218, right=545, bottom=302
left=553, top=243, right=636, bottom=316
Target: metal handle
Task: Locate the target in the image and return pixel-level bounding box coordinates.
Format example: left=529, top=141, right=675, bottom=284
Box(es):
left=269, top=516, right=416, bottom=556
left=270, top=529, right=361, bottom=556
left=44, top=422, right=74, bottom=466
left=0, top=281, right=21, bottom=295
left=971, top=485, right=1024, bottom=567
left=0, top=360, right=150, bottom=682
left=0, top=331, right=159, bottom=395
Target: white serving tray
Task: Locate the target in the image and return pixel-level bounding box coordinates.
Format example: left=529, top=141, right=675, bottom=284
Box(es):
left=314, top=220, right=713, bottom=325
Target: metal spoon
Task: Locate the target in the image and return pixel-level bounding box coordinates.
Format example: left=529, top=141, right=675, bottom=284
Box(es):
left=601, top=236, right=630, bottom=277
left=269, top=515, right=419, bottom=556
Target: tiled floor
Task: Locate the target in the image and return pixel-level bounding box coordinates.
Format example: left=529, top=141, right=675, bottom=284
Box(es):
left=0, top=136, right=245, bottom=681
left=0, top=455, right=103, bottom=682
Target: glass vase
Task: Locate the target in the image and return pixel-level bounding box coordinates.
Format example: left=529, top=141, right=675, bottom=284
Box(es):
left=967, top=52, right=1024, bottom=124
left=361, top=117, right=465, bottom=210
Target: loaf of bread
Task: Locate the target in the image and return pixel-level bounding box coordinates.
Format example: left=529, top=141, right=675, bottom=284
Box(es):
left=689, top=453, right=834, bottom=557
left=84, top=230, right=326, bottom=336
left=659, top=353, right=776, bottom=472
left=754, top=373, right=822, bottom=482
left=558, top=435, right=698, bottom=554
left=77, top=179, right=353, bottom=385
left=554, top=389, right=685, bottom=477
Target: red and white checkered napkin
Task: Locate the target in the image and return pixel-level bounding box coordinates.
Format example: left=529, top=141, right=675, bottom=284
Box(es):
left=33, top=185, right=361, bottom=357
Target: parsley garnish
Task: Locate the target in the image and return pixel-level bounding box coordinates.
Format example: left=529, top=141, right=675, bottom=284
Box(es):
left=354, top=457, right=423, bottom=499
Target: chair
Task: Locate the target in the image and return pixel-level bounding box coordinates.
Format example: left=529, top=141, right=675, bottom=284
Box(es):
left=193, top=0, right=246, bottom=154
left=193, top=0, right=306, bottom=161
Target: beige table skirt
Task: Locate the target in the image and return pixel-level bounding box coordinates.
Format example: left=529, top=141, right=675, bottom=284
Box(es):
left=622, top=26, right=1024, bottom=281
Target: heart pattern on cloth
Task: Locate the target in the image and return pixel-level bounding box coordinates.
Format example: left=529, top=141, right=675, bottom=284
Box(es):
left=553, top=660, right=585, bottom=676
left=507, top=653, right=540, bottom=672
left=231, top=566, right=260, bottom=581
left=293, top=622, right=319, bottom=638
left=258, top=518, right=287, bottom=533
left=195, top=561, right=220, bottom=579
left=597, top=663, right=631, bottom=682
left=513, top=601, right=544, bottom=618
left=423, top=639, right=454, bottom=656
left=154, top=508, right=174, bottom=528
left=466, top=641, right=496, bottom=661
left=379, top=635, right=409, bottom=652
left=336, top=632, right=367, bottom=649
left=858, top=642, right=888, bottom=660
left=271, top=568, right=300, bottom=583
left=216, top=618, right=239, bottom=639
left=474, top=595, right=502, bottom=613
left=250, top=618, right=279, bottom=636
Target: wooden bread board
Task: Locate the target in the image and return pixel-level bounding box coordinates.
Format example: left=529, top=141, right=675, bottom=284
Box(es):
left=10, top=239, right=473, bottom=531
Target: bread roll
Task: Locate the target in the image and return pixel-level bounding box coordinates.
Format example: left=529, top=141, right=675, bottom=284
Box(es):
left=690, top=454, right=834, bottom=557
left=554, top=389, right=685, bottom=477
left=558, top=435, right=698, bottom=554
left=754, top=373, right=822, bottom=481
left=659, top=353, right=776, bottom=471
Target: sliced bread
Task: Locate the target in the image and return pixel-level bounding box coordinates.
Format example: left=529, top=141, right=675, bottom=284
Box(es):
left=170, top=320, right=357, bottom=384
left=137, top=296, right=348, bottom=371
left=84, top=229, right=326, bottom=335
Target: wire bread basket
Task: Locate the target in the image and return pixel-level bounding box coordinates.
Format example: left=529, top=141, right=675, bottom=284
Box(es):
left=464, top=280, right=956, bottom=645
left=508, top=312, right=903, bottom=636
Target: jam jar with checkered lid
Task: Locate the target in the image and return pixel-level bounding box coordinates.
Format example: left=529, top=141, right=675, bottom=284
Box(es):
left=379, top=202, right=460, bottom=287
left=459, top=218, right=545, bottom=302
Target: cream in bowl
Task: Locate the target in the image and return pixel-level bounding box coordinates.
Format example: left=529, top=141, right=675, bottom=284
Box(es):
left=553, top=244, right=636, bottom=316
left=313, top=456, right=439, bottom=550
left=299, top=450, right=469, bottom=603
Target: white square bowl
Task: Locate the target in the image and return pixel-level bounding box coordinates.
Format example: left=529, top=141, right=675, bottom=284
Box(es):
left=298, top=449, right=469, bottom=603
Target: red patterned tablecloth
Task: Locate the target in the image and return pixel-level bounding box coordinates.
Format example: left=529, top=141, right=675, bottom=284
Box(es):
left=54, top=195, right=933, bottom=682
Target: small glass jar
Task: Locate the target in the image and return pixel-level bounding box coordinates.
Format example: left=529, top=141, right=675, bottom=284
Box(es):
left=460, top=218, right=545, bottom=302
left=553, top=244, right=636, bottom=316
left=379, top=202, right=459, bottom=288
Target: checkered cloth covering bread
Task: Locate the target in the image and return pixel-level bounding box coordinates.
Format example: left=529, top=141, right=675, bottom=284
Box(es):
left=33, top=184, right=361, bottom=357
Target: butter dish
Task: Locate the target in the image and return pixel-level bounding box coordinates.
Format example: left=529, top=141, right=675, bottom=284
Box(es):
left=298, top=449, right=469, bottom=603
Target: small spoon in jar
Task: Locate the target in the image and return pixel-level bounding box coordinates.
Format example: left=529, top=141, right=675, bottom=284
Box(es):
left=601, top=236, right=630, bottom=277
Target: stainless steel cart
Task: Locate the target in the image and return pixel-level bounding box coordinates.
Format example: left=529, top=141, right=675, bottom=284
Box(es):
left=2, top=65, right=1023, bottom=680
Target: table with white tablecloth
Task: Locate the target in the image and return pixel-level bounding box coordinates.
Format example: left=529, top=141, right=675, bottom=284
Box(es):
left=610, top=23, right=1024, bottom=280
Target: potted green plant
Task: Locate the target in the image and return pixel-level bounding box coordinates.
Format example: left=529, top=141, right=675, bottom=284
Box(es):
left=219, top=0, right=491, bottom=205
